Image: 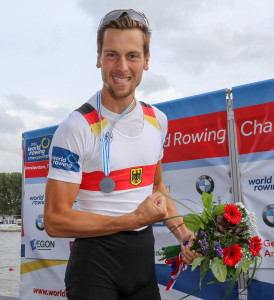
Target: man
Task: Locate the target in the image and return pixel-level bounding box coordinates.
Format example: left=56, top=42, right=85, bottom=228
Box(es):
left=44, top=9, right=199, bottom=300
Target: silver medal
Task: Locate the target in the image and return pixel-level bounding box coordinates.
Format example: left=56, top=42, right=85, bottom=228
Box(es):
left=99, top=177, right=115, bottom=193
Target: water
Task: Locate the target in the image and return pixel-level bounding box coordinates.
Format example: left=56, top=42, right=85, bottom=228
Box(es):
left=0, top=232, right=21, bottom=298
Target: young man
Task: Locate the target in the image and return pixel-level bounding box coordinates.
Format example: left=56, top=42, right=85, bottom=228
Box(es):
left=44, top=9, right=199, bottom=300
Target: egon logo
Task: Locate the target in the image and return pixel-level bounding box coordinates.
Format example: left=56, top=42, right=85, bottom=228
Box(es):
left=30, top=239, right=55, bottom=251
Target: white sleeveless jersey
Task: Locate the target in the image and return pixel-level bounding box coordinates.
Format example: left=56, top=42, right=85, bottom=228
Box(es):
left=48, top=93, right=167, bottom=220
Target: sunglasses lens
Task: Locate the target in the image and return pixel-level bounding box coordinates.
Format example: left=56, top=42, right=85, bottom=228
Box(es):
left=99, top=9, right=148, bottom=28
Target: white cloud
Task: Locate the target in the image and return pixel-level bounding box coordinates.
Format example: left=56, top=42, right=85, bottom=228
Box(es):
left=1, top=0, right=274, bottom=172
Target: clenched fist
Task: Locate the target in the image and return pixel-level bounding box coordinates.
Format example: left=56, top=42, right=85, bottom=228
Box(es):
left=135, top=192, right=168, bottom=227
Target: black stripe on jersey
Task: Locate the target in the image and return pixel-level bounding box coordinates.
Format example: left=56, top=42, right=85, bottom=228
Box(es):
left=139, top=101, right=151, bottom=108
left=76, top=103, right=96, bottom=116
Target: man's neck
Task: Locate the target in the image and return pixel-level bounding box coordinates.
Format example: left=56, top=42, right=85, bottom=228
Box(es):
left=100, top=88, right=136, bottom=114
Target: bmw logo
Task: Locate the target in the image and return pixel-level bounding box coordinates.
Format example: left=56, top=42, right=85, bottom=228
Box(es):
left=262, top=204, right=274, bottom=227
left=35, top=214, right=44, bottom=231
left=196, top=175, right=214, bottom=195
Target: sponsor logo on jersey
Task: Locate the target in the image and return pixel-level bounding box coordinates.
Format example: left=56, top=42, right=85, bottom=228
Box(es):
left=196, top=175, right=214, bottom=194
left=51, top=146, right=80, bottom=172
left=130, top=168, right=143, bottom=186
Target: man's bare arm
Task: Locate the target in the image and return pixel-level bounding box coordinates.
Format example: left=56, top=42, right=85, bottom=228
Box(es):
left=153, top=160, right=191, bottom=242
left=44, top=178, right=167, bottom=238
left=153, top=160, right=201, bottom=264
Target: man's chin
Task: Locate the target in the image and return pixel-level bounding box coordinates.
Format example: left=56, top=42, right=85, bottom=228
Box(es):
left=108, top=88, right=134, bottom=100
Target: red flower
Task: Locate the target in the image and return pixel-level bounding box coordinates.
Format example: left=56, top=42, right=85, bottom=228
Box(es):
left=224, top=204, right=242, bottom=225
left=250, top=236, right=262, bottom=257
left=223, top=244, right=242, bottom=267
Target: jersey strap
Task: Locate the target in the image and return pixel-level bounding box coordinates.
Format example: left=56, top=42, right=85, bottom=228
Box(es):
left=76, top=103, right=108, bottom=137
left=139, top=101, right=160, bottom=130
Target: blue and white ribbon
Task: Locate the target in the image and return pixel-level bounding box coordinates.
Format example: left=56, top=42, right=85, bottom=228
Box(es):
left=96, top=90, right=134, bottom=176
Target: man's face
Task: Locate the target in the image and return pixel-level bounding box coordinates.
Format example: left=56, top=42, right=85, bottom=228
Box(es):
left=97, top=28, right=150, bottom=100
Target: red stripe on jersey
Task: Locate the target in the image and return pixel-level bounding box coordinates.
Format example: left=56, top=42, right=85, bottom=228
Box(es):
left=140, top=104, right=156, bottom=118
left=83, top=110, right=105, bottom=125
left=80, top=164, right=157, bottom=191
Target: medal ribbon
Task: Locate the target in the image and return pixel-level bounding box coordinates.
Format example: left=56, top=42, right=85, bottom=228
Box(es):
left=165, top=253, right=187, bottom=291
left=96, top=90, right=135, bottom=177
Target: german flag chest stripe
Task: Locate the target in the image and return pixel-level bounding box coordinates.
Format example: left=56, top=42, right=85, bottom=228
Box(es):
left=76, top=101, right=159, bottom=136
left=140, top=101, right=160, bottom=130
left=76, top=103, right=108, bottom=137
left=80, top=164, right=157, bottom=191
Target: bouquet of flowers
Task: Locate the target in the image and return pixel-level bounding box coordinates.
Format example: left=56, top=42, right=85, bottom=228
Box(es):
left=160, top=192, right=262, bottom=299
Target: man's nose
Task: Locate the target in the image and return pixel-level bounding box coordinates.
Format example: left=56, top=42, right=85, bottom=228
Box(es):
left=116, top=56, right=128, bottom=72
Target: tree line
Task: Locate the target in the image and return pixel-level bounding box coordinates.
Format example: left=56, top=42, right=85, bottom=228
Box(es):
left=0, top=172, right=22, bottom=217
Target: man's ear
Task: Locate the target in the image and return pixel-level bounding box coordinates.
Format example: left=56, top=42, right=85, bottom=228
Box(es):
left=143, top=53, right=150, bottom=71
left=96, top=55, right=101, bottom=68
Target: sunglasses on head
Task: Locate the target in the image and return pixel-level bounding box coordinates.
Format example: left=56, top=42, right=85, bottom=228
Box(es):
left=99, top=9, right=149, bottom=29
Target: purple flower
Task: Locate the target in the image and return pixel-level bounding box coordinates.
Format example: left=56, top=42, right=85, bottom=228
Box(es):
left=200, top=230, right=206, bottom=236
left=216, top=249, right=223, bottom=257
left=198, top=240, right=203, bottom=245
left=213, top=241, right=223, bottom=257
left=202, top=239, right=206, bottom=244
left=201, top=245, right=208, bottom=255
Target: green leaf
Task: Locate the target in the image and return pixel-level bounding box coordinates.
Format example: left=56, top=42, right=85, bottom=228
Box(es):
left=222, top=258, right=244, bottom=300
left=227, top=266, right=236, bottom=278
left=192, top=256, right=206, bottom=271
left=212, top=204, right=225, bottom=218
left=243, top=256, right=260, bottom=292
left=211, top=257, right=227, bottom=282
left=201, top=209, right=209, bottom=224
left=200, top=257, right=210, bottom=286
left=183, top=214, right=203, bottom=233
left=161, top=193, right=199, bottom=215
left=202, top=192, right=213, bottom=211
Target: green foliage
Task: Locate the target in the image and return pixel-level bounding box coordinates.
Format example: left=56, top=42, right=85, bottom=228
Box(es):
left=192, top=256, right=206, bottom=271
left=219, top=231, right=239, bottom=249
left=200, top=257, right=210, bottom=286
left=183, top=213, right=204, bottom=233
left=212, top=204, right=225, bottom=218
left=0, top=172, right=22, bottom=216
left=202, top=192, right=213, bottom=211
left=211, top=257, right=227, bottom=282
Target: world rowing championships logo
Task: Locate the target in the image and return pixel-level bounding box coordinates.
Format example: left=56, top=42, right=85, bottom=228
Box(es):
left=35, top=214, right=44, bottom=231
left=196, top=175, right=215, bottom=195
left=262, top=204, right=274, bottom=227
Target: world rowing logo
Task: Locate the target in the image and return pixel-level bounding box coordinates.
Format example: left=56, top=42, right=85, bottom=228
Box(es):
left=262, top=204, right=274, bottom=227
left=196, top=175, right=215, bottom=195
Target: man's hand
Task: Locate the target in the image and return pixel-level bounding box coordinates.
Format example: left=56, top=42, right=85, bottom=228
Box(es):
left=180, top=233, right=202, bottom=265
left=135, top=192, right=168, bottom=227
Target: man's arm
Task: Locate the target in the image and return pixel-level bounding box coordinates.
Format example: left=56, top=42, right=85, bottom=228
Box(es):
left=153, top=160, right=201, bottom=263
left=44, top=178, right=167, bottom=238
